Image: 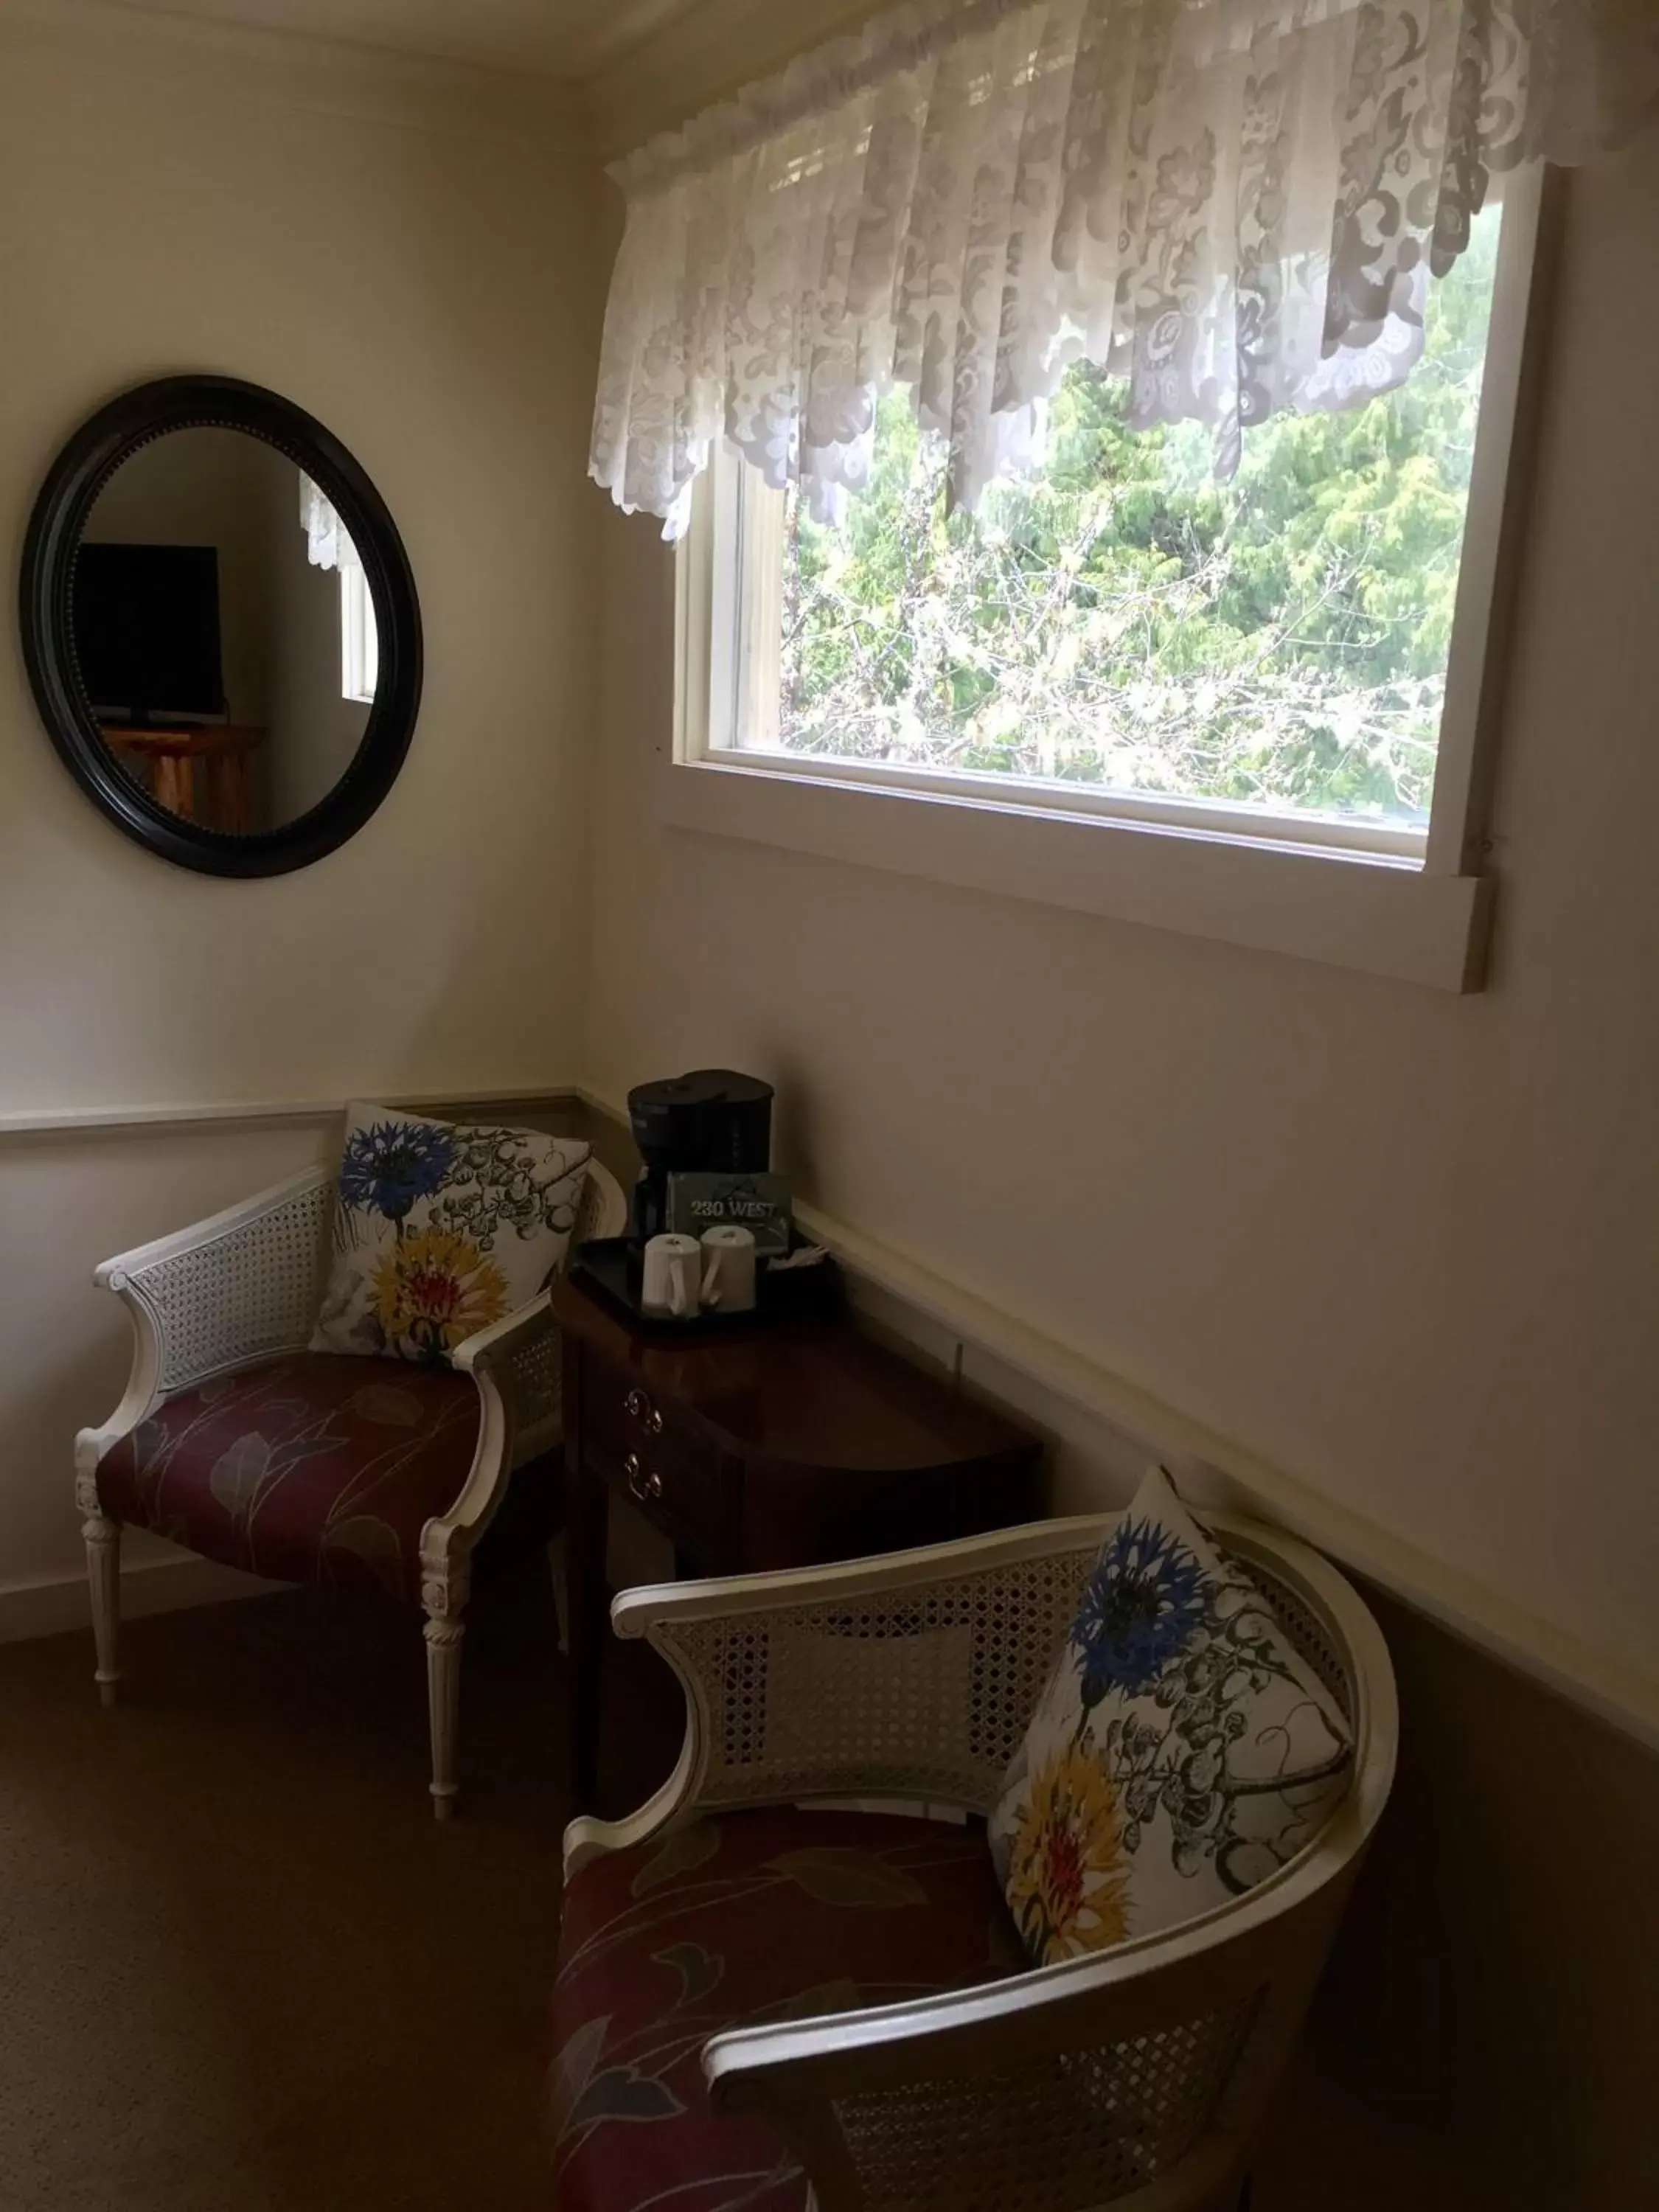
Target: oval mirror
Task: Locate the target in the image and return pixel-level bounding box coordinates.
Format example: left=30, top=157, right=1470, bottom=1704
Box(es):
left=20, top=377, right=421, bottom=876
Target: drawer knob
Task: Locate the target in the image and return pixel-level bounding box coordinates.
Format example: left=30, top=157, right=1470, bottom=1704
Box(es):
left=647, top=1407, right=664, bottom=1435
left=625, top=1388, right=651, bottom=1423
left=624, top=1451, right=664, bottom=1503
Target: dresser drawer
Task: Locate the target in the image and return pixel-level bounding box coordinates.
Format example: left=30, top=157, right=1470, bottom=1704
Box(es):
left=581, top=1356, right=727, bottom=1552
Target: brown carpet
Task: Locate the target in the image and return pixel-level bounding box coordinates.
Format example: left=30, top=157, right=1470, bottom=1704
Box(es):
left=0, top=1549, right=678, bottom=2212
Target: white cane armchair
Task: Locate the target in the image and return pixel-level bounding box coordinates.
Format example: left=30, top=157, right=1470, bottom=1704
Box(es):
left=75, top=1150, right=626, bottom=1815
left=560, top=1512, right=1397, bottom=2212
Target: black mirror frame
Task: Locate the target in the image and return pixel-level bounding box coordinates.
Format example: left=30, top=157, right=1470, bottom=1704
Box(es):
left=19, top=375, right=422, bottom=877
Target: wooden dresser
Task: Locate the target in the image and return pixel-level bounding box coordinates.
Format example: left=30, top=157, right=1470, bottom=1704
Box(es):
left=549, top=1273, right=1045, bottom=1810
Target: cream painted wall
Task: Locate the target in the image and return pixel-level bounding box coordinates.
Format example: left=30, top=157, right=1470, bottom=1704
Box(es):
left=585, top=136, right=1659, bottom=1697
left=0, top=7, right=599, bottom=1596
left=0, top=5, right=1649, bottom=2202
left=577, top=131, right=1659, bottom=2207
left=0, top=10, right=599, bottom=1116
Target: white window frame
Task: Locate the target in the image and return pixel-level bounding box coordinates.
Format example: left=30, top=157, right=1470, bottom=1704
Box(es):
left=664, top=165, right=1553, bottom=992
left=340, top=563, right=378, bottom=706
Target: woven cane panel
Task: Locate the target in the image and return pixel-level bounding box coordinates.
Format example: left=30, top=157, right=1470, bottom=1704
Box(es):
left=833, top=1997, right=1259, bottom=2212
left=661, top=1537, right=1359, bottom=1813
left=658, top=1547, right=1099, bottom=1812
left=139, top=1183, right=332, bottom=1395
left=502, top=1324, right=564, bottom=1465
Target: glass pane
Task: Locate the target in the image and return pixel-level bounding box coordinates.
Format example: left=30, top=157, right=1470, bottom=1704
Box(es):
left=757, top=203, right=1503, bottom=835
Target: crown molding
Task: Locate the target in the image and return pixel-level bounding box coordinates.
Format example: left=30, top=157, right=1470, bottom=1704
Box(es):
left=583, top=0, right=886, bottom=161
left=0, top=0, right=591, bottom=144
left=557, top=0, right=707, bottom=89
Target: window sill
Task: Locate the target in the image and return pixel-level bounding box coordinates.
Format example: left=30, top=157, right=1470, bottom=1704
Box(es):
left=658, top=757, right=1493, bottom=992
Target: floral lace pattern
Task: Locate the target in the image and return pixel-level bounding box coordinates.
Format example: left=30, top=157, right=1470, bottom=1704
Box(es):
left=990, top=1465, right=1354, bottom=1964
left=591, top=0, right=1657, bottom=535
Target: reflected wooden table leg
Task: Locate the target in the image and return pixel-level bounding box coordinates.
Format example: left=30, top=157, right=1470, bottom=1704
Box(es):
left=153, top=753, right=195, bottom=818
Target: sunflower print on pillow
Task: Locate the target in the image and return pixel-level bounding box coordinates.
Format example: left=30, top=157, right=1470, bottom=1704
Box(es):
left=990, top=1465, right=1353, bottom=1965
left=310, top=1103, right=591, bottom=1367
left=1004, top=1744, right=1131, bottom=1960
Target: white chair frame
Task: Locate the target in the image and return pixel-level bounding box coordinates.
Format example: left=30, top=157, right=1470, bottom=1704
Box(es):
left=77, top=1154, right=627, bottom=1818
left=565, top=1511, right=1398, bottom=2212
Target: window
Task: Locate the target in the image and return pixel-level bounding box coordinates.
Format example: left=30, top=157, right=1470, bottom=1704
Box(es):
left=671, top=172, right=1548, bottom=990
left=339, top=561, right=378, bottom=706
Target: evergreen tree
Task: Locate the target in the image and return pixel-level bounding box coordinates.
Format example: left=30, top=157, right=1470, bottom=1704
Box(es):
left=780, top=205, right=1500, bottom=827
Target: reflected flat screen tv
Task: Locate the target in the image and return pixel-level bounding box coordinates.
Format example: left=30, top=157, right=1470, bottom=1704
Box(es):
left=73, top=543, right=225, bottom=724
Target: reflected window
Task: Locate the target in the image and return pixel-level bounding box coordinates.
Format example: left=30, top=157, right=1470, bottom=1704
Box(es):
left=301, top=472, right=378, bottom=706
left=341, top=563, right=378, bottom=705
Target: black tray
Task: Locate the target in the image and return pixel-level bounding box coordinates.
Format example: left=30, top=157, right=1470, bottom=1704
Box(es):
left=570, top=1234, right=843, bottom=1335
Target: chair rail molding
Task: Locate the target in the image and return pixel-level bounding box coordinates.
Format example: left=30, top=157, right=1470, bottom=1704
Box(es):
left=0, top=1085, right=588, bottom=1147
left=578, top=1086, right=1659, bottom=1754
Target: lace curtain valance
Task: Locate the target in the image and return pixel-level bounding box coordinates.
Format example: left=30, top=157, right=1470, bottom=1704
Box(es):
left=590, top=0, right=1656, bottom=538
left=299, top=473, right=361, bottom=577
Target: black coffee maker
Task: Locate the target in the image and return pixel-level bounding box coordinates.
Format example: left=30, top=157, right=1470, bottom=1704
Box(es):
left=626, top=1069, right=775, bottom=1243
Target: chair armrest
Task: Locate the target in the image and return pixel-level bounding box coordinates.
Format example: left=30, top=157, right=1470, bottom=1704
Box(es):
left=445, top=1158, right=626, bottom=1473
left=451, top=1290, right=563, bottom=1470
left=575, top=1157, right=629, bottom=1243
left=563, top=1518, right=1108, bottom=1877
left=704, top=1811, right=1363, bottom=2212
left=451, top=1288, right=553, bottom=1374
left=80, top=1166, right=334, bottom=1479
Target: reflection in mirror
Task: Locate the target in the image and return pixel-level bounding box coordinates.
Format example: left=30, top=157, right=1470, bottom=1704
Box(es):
left=72, top=427, right=378, bottom=835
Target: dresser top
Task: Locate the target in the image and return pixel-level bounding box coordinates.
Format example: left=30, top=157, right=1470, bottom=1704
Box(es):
left=549, top=1273, right=1040, bottom=1474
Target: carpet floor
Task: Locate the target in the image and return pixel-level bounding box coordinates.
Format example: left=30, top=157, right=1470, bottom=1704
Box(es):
left=0, top=1547, right=677, bottom=2212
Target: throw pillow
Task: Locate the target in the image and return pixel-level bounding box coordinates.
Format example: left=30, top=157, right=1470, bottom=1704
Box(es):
left=989, top=1466, right=1352, bottom=1964
left=310, top=1103, right=591, bottom=1366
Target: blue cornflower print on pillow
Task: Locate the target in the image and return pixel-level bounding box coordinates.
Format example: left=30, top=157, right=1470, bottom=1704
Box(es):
left=338, top=1119, right=457, bottom=1228
left=1070, top=1515, right=1215, bottom=1705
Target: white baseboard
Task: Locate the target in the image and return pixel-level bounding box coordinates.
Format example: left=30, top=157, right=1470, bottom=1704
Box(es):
left=0, top=1514, right=668, bottom=1649
left=0, top=1552, right=276, bottom=1646
left=0, top=1514, right=665, bottom=1650
left=0, top=1082, right=585, bottom=1146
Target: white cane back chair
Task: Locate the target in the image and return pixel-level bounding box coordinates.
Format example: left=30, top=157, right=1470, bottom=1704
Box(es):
left=565, top=1511, right=1397, bottom=2212
left=75, top=1148, right=626, bottom=1815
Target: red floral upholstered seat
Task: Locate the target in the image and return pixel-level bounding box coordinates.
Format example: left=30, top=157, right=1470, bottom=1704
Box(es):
left=96, top=1355, right=479, bottom=1602
left=552, top=1807, right=1020, bottom=2212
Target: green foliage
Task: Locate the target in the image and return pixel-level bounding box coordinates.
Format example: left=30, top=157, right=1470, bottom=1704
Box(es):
left=778, top=207, right=1501, bottom=827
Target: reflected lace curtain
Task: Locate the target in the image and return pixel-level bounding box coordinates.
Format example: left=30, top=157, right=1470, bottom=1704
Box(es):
left=299, top=473, right=362, bottom=580
left=590, top=0, right=1658, bottom=538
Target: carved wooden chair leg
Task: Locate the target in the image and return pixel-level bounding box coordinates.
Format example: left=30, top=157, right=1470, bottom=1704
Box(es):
left=77, top=1469, right=122, bottom=1708
left=422, top=1561, right=469, bottom=1821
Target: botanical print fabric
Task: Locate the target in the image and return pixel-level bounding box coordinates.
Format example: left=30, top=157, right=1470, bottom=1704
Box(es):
left=990, top=1465, right=1352, bottom=1963
left=310, top=1104, right=591, bottom=1366
left=591, top=0, right=1658, bottom=537
left=553, top=1807, right=1020, bottom=2212
left=96, top=1355, right=479, bottom=1602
